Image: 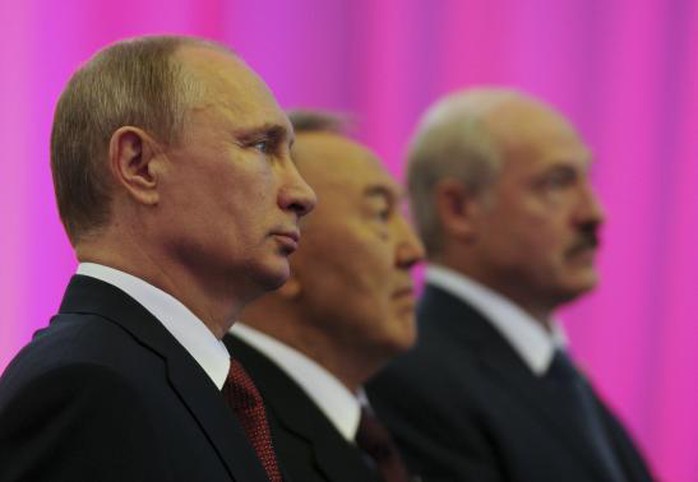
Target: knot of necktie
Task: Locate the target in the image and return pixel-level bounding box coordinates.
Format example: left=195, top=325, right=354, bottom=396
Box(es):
left=356, top=406, right=410, bottom=482
left=546, top=348, right=582, bottom=384
left=545, top=349, right=626, bottom=482
left=227, top=369, right=261, bottom=410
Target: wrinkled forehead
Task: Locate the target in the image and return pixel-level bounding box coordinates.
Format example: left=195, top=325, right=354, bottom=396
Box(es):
left=175, top=45, right=290, bottom=130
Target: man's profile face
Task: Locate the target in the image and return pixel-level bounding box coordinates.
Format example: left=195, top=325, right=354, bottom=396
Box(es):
left=290, top=132, right=424, bottom=359
left=154, top=46, right=316, bottom=300
left=472, top=102, right=604, bottom=311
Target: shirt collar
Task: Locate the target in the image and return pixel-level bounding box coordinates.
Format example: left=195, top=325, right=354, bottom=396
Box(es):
left=230, top=323, right=362, bottom=441
left=77, top=262, right=231, bottom=389
left=426, top=264, right=567, bottom=376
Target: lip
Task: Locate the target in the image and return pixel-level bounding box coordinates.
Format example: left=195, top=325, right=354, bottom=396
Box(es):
left=272, top=230, right=300, bottom=253
left=569, top=248, right=597, bottom=265
left=273, top=230, right=300, bottom=243
left=567, top=244, right=597, bottom=259
left=392, top=286, right=415, bottom=299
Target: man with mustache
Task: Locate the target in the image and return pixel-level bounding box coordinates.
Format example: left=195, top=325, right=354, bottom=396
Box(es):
left=225, top=111, right=424, bottom=482
left=368, top=88, right=654, bottom=481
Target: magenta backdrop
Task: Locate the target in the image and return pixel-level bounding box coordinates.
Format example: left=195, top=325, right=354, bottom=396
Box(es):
left=1, top=0, right=696, bottom=479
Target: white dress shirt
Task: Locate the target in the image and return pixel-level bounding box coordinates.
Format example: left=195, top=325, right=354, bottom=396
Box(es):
left=77, top=262, right=231, bottom=389
left=231, top=323, right=363, bottom=442
left=426, top=264, right=567, bottom=376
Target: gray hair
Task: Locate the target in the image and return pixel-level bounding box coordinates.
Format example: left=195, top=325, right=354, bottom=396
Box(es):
left=407, top=88, right=524, bottom=256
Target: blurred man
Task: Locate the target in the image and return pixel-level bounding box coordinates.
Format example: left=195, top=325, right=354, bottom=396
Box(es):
left=368, top=88, right=654, bottom=481
left=225, top=111, right=424, bottom=482
left=0, top=36, right=316, bottom=481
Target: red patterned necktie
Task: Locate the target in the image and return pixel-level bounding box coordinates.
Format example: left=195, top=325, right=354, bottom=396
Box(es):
left=356, top=407, right=410, bottom=482
left=222, top=358, right=283, bottom=482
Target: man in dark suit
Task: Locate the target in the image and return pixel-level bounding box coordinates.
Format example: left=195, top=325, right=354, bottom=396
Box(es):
left=368, top=88, right=655, bottom=481
left=224, top=111, right=425, bottom=482
left=0, top=36, right=316, bottom=481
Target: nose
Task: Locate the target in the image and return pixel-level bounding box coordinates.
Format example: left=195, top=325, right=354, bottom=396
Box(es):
left=575, top=182, right=605, bottom=227
left=279, top=159, right=317, bottom=218
left=395, top=215, right=426, bottom=270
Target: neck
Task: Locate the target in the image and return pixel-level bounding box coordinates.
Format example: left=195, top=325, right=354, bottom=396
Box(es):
left=242, top=312, right=381, bottom=393
left=76, top=240, right=245, bottom=339
left=431, top=255, right=556, bottom=329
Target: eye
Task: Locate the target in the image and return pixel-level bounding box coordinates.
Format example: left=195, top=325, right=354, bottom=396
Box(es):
left=373, top=205, right=392, bottom=223
left=539, top=168, right=576, bottom=191
left=365, top=189, right=397, bottom=228
left=251, top=139, right=272, bottom=154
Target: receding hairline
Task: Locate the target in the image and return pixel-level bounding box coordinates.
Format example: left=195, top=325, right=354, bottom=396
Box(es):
left=287, top=109, right=357, bottom=166
left=287, top=110, right=390, bottom=185
left=287, top=109, right=353, bottom=135
left=423, top=87, right=582, bottom=144
left=171, top=40, right=243, bottom=72
left=168, top=40, right=244, bottom=103
left=83, top=35, right=239, bottom=77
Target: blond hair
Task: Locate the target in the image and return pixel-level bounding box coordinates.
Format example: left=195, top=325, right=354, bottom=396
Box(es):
left=50, top=35, right=227, bottom=244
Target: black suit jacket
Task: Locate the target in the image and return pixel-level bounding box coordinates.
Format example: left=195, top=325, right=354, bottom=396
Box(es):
left=0, top=275, right=270, bottom=482
left=367, top=284, right=654, bottom=482
left=224, top=333, right=383, bottom=482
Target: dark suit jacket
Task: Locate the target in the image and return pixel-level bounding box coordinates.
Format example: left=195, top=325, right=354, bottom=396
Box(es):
left=224, top=333, right=383, bottom=482
left=367, top=284, right=654, bottom=482
left=0, top=275, right=271, bottom=482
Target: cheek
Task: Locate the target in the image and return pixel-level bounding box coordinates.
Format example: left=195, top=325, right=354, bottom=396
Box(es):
left=329, top=225, right=392, bottom=273
left=508, top=209, right=565, bottom=249
left=352, top=241, right=395, bottom=289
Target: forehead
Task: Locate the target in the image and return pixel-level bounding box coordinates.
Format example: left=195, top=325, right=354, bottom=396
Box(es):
left=293, top=132, right=400, bottom=196
left=487, top=100, right=592, bottom=173
left=176, top=45, right=289, bottom=130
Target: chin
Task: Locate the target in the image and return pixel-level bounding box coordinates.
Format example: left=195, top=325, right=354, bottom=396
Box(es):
left=262, top=272, right=290, bottom=291
left=388, top=319, right=418, bottom=353
left=246, top=261, right=290, bottom=294
left=371, top=336, right=415, bottom=372
left=556, top=277, right=599, bottom=304
left=577, top=269, right=600, bottom=292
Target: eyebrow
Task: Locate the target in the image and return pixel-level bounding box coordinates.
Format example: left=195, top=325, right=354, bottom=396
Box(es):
left=543, top=158, right=594, bottom=174
left=236, top=123, right=294, bottom=146
left=364, top=184, right=403, bottom=202
left=548, top=147, right=595, bottom=166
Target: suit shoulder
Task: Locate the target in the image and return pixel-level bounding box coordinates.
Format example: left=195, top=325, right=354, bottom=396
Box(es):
left=373, top=319, right=481, bottom=387
left=0, top=312, right=165, bottom=404
left=0, top=362, right=167, bottom=481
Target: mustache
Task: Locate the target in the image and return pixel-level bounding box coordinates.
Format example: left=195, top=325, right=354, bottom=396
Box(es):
left=567, top=224, right=600, bottom=255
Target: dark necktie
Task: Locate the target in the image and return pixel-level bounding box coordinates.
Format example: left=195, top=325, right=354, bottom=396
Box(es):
left=222, top=358, right=283, bottom=482
left=356, top=406, right=411, bottom=482
left=546, top=349, right=626, bottom=482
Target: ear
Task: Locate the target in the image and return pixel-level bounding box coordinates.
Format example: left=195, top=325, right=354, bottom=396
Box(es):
left=108, top=126, right=163, bottom=206
left=434, top=178, right=486, bottom=242
left=277, top=272, right=302, bottom=300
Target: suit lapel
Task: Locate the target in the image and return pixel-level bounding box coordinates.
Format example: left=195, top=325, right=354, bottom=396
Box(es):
left=476, top=343, right=614, bottom=481
left=59, top=275, right=269, bottom=482
left=227, top=335, right=382, bottom=482
left=596, top=400, right=654, bottom=482
left=421, top=285, right=615, bottom=481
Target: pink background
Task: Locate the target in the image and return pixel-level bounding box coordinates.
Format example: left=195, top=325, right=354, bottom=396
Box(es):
left=1, top=0, right=696, bottom=479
